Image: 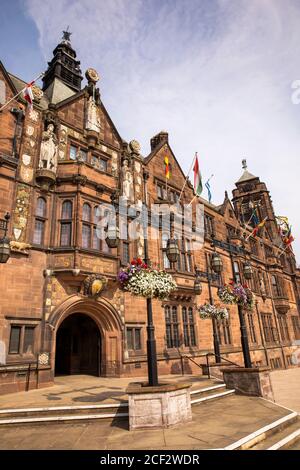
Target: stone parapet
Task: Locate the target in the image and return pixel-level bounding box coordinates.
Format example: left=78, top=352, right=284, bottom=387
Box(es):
left=222, top=367, right=274, bottom=401
left=201, top=361, right=239, bottom=380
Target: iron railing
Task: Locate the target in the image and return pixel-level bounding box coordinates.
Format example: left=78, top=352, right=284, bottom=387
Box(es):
left=181, top=352, right=241, bottom=379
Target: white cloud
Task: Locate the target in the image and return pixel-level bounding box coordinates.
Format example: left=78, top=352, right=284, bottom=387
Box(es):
left=25, top=0, right=300, bottom=261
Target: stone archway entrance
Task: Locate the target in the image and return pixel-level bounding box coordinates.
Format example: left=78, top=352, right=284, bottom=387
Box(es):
left=55, top=313, right=101, bottom=376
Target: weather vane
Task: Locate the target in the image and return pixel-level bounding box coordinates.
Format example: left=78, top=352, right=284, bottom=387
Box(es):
left=242, top=158, right=247, bottom=170
left=62, top=26, right=72, bottom=42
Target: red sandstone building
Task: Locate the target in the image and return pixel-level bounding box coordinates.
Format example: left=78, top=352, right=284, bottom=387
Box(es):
left=0, top=33, right=300, bottom=394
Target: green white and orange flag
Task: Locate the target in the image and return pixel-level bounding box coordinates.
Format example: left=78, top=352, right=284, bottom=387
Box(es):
left=193, top=152, right=202, bottom=196
left=164, top=155, right=170, bottom=180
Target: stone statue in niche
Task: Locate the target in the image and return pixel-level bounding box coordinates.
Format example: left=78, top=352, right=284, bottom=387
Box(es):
left=122, top=159, right=134, bottom=201
left=86, top=96, right=101, bottom=133
left=39, top=123, right=58, bottom=172
left=259, top=276, right=266, bottom=294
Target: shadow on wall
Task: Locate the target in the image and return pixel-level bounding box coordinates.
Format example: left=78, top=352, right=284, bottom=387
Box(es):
left=163, top=348, right=193, bottom=375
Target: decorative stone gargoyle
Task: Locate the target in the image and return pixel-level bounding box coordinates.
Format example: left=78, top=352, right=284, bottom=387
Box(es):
left=10, top=241, right=31, bottom=253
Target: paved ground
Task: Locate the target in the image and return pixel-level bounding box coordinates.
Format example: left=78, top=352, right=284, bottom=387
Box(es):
left=0, top=370, right=299, bottom=450
left=0, top=374, right=220, bottom=409
left=0, top=394, right=290, bottom=450
left=270, top=368, right=300, bottom=412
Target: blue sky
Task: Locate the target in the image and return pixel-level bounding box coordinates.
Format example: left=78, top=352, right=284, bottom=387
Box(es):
left=1, top=0, right=300, bottom=261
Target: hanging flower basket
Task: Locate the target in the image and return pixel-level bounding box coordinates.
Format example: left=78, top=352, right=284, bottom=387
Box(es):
left=117, top=258, right=177, bottom=300
left=218, top=281, right=254, bottom=310
left=198, top=303, right=229, bottom=320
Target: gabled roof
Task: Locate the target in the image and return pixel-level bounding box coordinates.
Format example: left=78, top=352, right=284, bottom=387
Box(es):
left=144, top=137, right=188, bottom=183
left=0, top=61, right=18, bottom=96
left=53, top=89, right=123, bottom=145
left=218, top=191, right=236, bottom=216
left=7, top=70, right=49, bottom=109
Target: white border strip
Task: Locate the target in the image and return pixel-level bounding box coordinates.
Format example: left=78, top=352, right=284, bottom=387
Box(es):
left=268, top=428, right=300, bottom=450
left=190, top=384, right=225, bottom=395
left=0, top=412, right=129, bottom=425
left=223, top=411, right=298, bottom=450
left=0, top=402, right=128, bottom=414
left=191, top=389, right=234, bottom=404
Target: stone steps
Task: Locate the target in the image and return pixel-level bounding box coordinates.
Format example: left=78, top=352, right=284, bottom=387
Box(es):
left=0, top=402, right=129, bottom=425
left=250, top=416, right=300, bottom=450
left=223, top=410, right=299, bottom=450
left=190, top=383, right=235, bottom=405
left=0, top=381, right=232, bottom=426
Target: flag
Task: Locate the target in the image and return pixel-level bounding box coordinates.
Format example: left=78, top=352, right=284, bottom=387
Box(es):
left=252, top=217, right=267, bottom=237
left=283, top=225, right=294, bottom=246
left=23, top=81, right=34, bottom=109
left=285, top=235, right=295, bottom=246
left=205, top=174, right=213, bottom=203
left=251, top=208, right=259, bottom=226
left=193, top=153, right=202, bottom=196
left=205, top=180, right=211, bottom=203
left=164, top=156, right=170, bottom=180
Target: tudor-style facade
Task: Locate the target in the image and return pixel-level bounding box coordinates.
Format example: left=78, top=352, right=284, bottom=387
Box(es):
left=0, top=33, right=300, bottom=394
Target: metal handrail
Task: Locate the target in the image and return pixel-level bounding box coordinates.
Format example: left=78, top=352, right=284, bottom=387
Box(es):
left=206, top=353, right=241, bottom=368
left=182, top=355, right=203, bottom=370
left=181, top=353, right=241, bottom=380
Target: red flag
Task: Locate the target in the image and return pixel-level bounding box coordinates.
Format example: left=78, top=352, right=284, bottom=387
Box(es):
left=23, top=81, right=34, bottom=109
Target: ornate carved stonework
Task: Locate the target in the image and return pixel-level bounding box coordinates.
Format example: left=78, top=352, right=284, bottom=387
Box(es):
left=29, top=109, right=39, bottom=122
left=38, top=352, right=50, bottom=365
left=38, top=123, right=58, bottom=173
left=86, top=96, right=101, bottom=133
left=58, top=125, right=68, bottom=160
left=129, top=139, right=141, bottom=155
left=83, top=274, right=107, bottom=297
left=85, top=68, right=100, bottom=83
left=32, top=85, right=44, bottom=103
left=10, top=241, right=31, bottom=253
left=12, top=184, right=31, bottom=242
left=111, top=151, right=118, bottom=176
left=22, top=154, right=31, bottom=166
left=121, top=159, right=134, bottom=201
left=53, top=256, right=72, bottom=268
left=20, top=166, right=34, bottom=183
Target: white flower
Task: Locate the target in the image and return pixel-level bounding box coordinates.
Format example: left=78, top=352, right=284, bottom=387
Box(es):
left=198, top=303, right=229, bottom=320
left=124, top=269, right=177, bottom=299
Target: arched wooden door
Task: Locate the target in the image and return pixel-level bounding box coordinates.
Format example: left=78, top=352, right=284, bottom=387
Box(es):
left=55, top=313, right=101, bottom=376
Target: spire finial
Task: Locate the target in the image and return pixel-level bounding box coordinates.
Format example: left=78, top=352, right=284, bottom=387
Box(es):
left=242, top=159, right=247, bottom=170
left=62, top=26, right=72, bottom=43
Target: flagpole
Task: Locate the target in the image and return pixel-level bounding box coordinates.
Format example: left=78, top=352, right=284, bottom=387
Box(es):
left=245, top=211, right=255, bottom=227
left=278, top=242, right=295, bottom=257
left=178, top=152, right=197, bottom=203
left=244, top=228, right=255, bottom=242
left=0, top=72, right=44, bottom=113
left=187, top=194, right=198, bottom=207
left=244, top=216, right=268, bottom=241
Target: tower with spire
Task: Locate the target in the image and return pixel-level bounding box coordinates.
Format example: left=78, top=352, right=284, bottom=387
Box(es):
left=42, top=29, right=83, bottom=103
left=232, top=159, right=278, bottom=240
